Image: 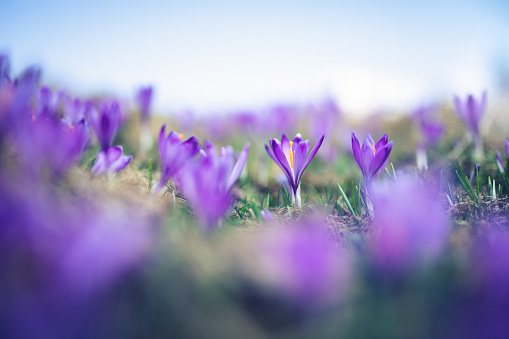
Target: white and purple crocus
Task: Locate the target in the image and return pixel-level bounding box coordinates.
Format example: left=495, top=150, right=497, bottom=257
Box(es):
left=155, top=124, right=200, bottom=193
left=265, top=133, right=324, bottom=207
left=351, top=133, right=393, bottom=191
left=454, top=92, right=487, bottom=159
left=90, top=101, right=132, bottom=177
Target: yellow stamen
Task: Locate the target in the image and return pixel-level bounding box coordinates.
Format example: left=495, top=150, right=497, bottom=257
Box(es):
left=372, top=145, right=376, bottom=155
left=70, top=125, right=76, bottom=133
left=289, top=141, right=294, bottom=169
left=178, top=133, right=184, bottom=140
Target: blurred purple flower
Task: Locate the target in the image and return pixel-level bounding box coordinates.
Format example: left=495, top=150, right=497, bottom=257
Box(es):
left=370, top=177, right=448, bottom=270
left=91, top=146, right=132, bottom=177
left=255, top=221, right=350, bottom=307
left=17, top=119, right=88, bottom=177
left=62, top=95, right=90, bottom=127
left=412, top=105, right=444, bottom=145
left=454, top=92, right=486, bottom=157
left=180, top=140, right=250, bottom=230
left=351, top=132, right=393, bottom=188
left=265, top=133, right=324, bottom=206
left=137, top=86, right=153, bottom=121
left=155, top=124, right=199, bottom=192
left=90, top=100, right=122, bottom=150
left=506, top=139, right=509, bottom=159
left=0, top=174, right=154, bottom=339
left=32, top=86, right=63, bottom=123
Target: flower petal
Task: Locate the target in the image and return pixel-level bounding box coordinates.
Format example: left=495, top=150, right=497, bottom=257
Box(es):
left=271, top=138, right=295, bottom=190
left=351, top=133, right=363, bottom=174
left=375, top=133, right=389, bottom=150
left=505, top=139, right=509, bottom=160
left=292, top=140, right=310, bottom=187
left=91, top=150, right=107, bottom=175
left=226, top=142, right=250, bottom=192
left=296, top=135, right=324, bottom=187
left=368, top=141, right=393, bottom=177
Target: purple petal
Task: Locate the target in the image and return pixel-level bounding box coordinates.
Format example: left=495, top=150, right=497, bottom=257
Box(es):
left=91, top=150, right=107, bottom=175
left=375, top=133, right=388, bottom=150
left=361, top=136, right=375, bottom=175
left=218, top=146, right=235, bottom=188
left=281, top=134, right=292, bottom=166
left=453, top=95, right=464, bottom=118
left=271, top=138, right=295, bottom=190
left=351, top=133, right=363, bottom=173
left=265, top=141, right=279, bottom=164
left=296, top=135, right=324, bottom=187
left=292, top=140, right=310, bottom=187
left=106, top=146, right=123, bottom=163
left=110, top=154, right=132, bottom=173
left=226, top=142, right=250, bottom=192
left=368, top=141, right=393, bottom=177
left=505, top=139, right=509, bottom=160
left=158, top=124, right=167, bottom=156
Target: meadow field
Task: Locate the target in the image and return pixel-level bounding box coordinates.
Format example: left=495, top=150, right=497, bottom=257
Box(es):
left=2, top=55, right=509, bottom=338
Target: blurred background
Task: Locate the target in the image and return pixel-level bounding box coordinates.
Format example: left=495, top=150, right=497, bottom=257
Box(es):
left=1, top=0, right=508, bottom=117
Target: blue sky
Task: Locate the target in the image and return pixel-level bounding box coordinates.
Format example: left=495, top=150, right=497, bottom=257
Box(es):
left=1, top=0, right=508, bottom=115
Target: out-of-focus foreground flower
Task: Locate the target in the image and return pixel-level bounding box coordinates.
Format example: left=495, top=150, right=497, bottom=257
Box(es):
left=180, top=140, right=250, bottom=230
left=369, top=176, right=448, bottom=271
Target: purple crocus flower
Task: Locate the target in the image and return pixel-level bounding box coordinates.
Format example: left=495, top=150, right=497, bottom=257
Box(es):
left=265, top=133, right=324, bottom=206
left=180, top=141, right=250, bottom=230
left=91, top=146, right=132, bottom=177
left=90, top=100, right=121, bottom=150
left=155, top=124, right=200, bottom=193
left=137, top=86, right=153, bottom=121
left=454, top=92, right=487, bottom=158
left=506, top=139, right=509, bottom=159
left=351, top=132, right=393, bottom=188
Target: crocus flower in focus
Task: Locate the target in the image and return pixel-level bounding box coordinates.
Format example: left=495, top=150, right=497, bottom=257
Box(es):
left=91, top=146, right=132, bottom=177
left=90, top=100, right=122, bottom=150
left=351, top=133, right=393, bottom=189
left=454, top=92, right=487, bottom=159
left=155, top=124, right=200, bottom=193
left=265, top=133, right=324, bottom=207
left=180, top=141, right=250, bottom=230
